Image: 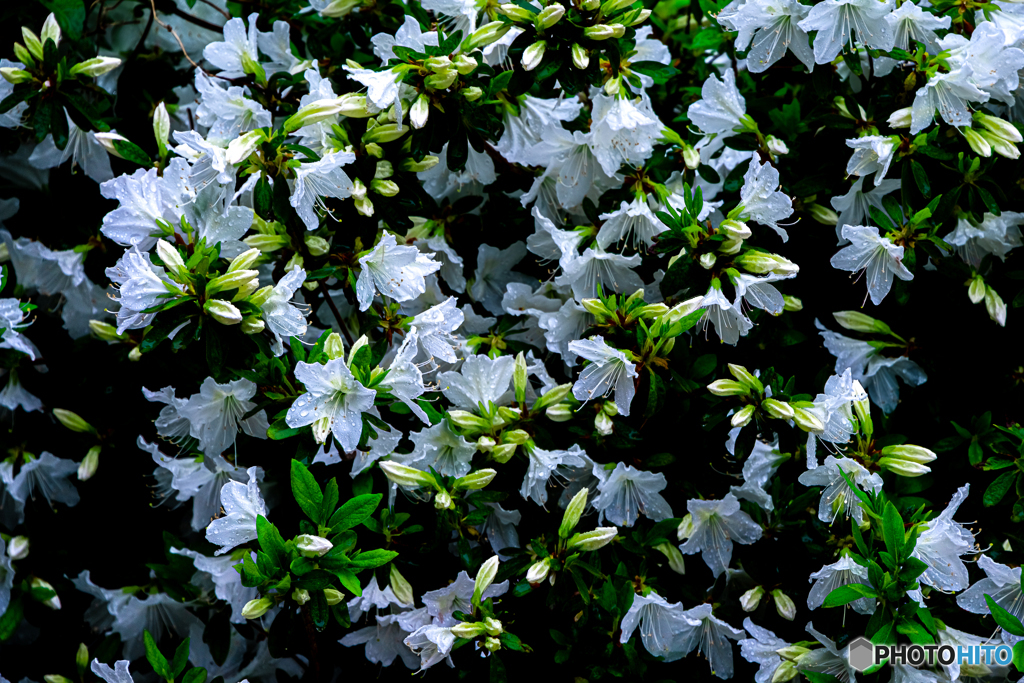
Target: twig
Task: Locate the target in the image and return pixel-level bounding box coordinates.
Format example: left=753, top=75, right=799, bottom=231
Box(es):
left=148, top=0, right=205, bottom=72
left=200, top=0, right=232, bottom=20
left=318, top=281, right=354, bottom=347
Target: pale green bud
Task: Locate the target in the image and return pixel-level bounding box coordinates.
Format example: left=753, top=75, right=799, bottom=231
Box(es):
left=498, top=4, right=534, bottom=21
left=296, top=534, right=333, bottom=557
left=285, top=253, right=305, bottom=272
left=730, top=404, right=755, bottom=428
left=53, top=409, right=96, bottom=434
left=832, top=310, right=891, bottom=335
left=584, top=24, right=619, bottom=40
left=78, top=446, right=100, bottom=481
left=425, top=55, right=452, bottom=71
left=537, top=4, right=565, bottom=28
left=76, top=643, right=88, bottom=674
left=491, top=443, right=517, bottom=463
left=852, top=380, right=872, bottom=438
left=973, top=112, right=1023, bottom=143
left=315, top=0, right=363, bottom=17
left=0, top=68, right=32, bottom=84
left=32, top=577, right=60, bottom=609
left=526, top=558, right=551, bottom=583
left=424, top=69, right=458, bottom=90
left=964, top=127, right=992, bottom=157
left=878, top=457, right=931, bottom=477
left=374, top=160, right=394, bottom=179
left=595, top=411, right=613, bottom=436
left=484, top=617, right=503, bottom=636
left=682, top=143, right=700, bottom=169
left=569, top=527, right=618, bottom=551
left=434, top=489, right=454, bottom=509
left=880, top=444, right=937, bottom=464
left=154, top=239, right=185, bottom=274
left=69, top=57, right=122, bottom=78
left=13, top=43, right=33, bottom=67
left=454, top=468, right=497, bottom=490
left=968, top=274, right=986, bottom=304
left=707, top=379, right=749, bottom=396
left=226, top=130, right=264, bottom=165
left=503, top=430, right=530, bottom=445
left=653, top=542, right=686, bottom=574
left=44, top=676, right=72, bottom=683
left=244, top=234, right=291, bottom=253
left=734, top=251, right=799, bottom=276
left=522, top=41, right=547, bottom=71
left=205, top=299, right=243, bottom=325
left=400, top=155, right=440, bottom=172
left=473, top=555, right=500, bottom=605
left=361, top=122, right=408, bottom=144
left=571, top=44, right=590, bottom=69
left=740, top=586, right=764, bottom=612
left=448, top=410, right=490, bottom=432
left=8, top=535, right=29, bottom=561
left=40, top=14, right=61, bottom=47
left=324, top=332, right=345, bottom=360
left=371, top=179, right=400, bottom=197
left=240, top=317, right=265, bottom=334
left=476, top=436, right=496, bottom=452
left=22, top=28, right=43, bottom=61
left=153, top=102, right=170, bottom=154
left=581, top=297, right=612, bottom=318
left=242, top=597, right=273, bottom=619
left=292, top=588, right=311, bottom=605
left=805, top=203, right=838, bottom=225
left=129, top=346, right=142, bottom=361
left=365, top=142, right=384, bottom=158
left=771, top=589, right=796, bottom=620
left=762, top=398, right=794, bottom=420
left=453, top=54, right=478, bottom=75
left=410, top=94, right=430, bottom=129
left=324, top=588, right=344, bottom=605
left=227, top=248, right=260, bottom=273
left=677, top=514, right=695, bottom=540
left=728, top=364, right=764, bottom=393
left=986, top=285, right=1007, bottom=326
left=772, top=661, right=800, bottom=683
left=380, top=460, right=435, bottom=488
left=792, top=407, right=825, bottom=433
left=560, top=487, right=589, bottom=538
left=978, top=129, right=1021, bottom=160
left=583, top=0, right=601, bottom=9
left=546, top=404, right=573, bottom=422
left=208, top=269, right=260, bottom=295
left=513, top=352, right=528, bottom=403
left=699, top=252, right=717, bottom=269
left=782, top=295, right=803, bottom=311
left=719, top=219, right=751, bottom=240
left=887, top=107, right=912, bottom=129
left=452, top=622, right=487, bottom=638
left=390, top=565, right=414, bottom=605
left=601, top=0, right=636, bottom=13
left=622, top=7, right=651, bottom=24
left=93, top=132, right=130, bottom=159
left=304, top=234, right=330, bottom=256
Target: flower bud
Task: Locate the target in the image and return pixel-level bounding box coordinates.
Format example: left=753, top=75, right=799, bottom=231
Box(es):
left=986, top=286, right=1007, bottom=326
left=153, top=102, right=170, bottom=154
left=292, top=588, right=311, bottom=605
left=522, top=41, right=546, bottom=71
left=485, top=636, right=501, bottom=652
left=622, top=8, right=651, bottom=24
left=765, top=135, right=789, bottom=155
left=44, top=676, right=71, bottom=683
left=447, top=409, right=490, bottom=432
left=772, top=661, right=799, bottom=683
left=473, top=555, right=500, bottom=605
left=880, top=444, right=936, bottom=464
left=304, top=234, right=331, bottom=256
left=498, top=3, right=535, bottom=20
left=878, top=457, right=931, bottom=477
left=70, top=57, right=122, bottom=78
left=772, top=590, right=796, bottom=620
left=242, top=597, right=273, bottom=619
left=964, top=126, right=991, bottom=157
left=560, top=488, right=588, bottom=538
left=241, top=317, right=265, bottom=334
left=32, top=578, right=60, bottom=609
left=370, top=179, right=399, bottom=197
left=719, top=219, right=752, bottom=240
left=484, top=617, right=503, bottom=636
left=41, top=14, right=61, bottom=47
left=583, top=24, right=619, bottom=40
left=762, top=398, right=794, bottom=420
left=0, top=68, right=32, bottom=84
left=979, top=129, right=1021, bottom=160
left=13, top=43, right=32, bottom=67
left=707, top=379, right=749, bottom=396
left=526, top=558, right=551, bottom=584
left=154, top=240, right=185, bottom=275
left=731, top=404, right=755, bottom=428
left=53, top=409, right=96, bottom=434
left=832, top=310, right=891, bottom=335
left=537, top=4, right=565, bottom=28
left=491, top=443, right=517, bottom=463
left=362, top=122, right=408, bottom=144
left=740, top=586, right=764, bottom=612
left=699, top=252, right=717, bottom=269
left=782, top=295, right=802, bottom=312
left=973, top=112, right=1023, bottom=143
left=424, top=69, right=458, bottom=90
left=424, top=55, right=452, bottom=72
left=400, top=155, right=440, bottom=172
left=8, top=536, right=29, bottom=561
left=390, top=564, right=414, bottom=605
left=452, top=622, right=487, bottom=638
left=324, top=588, right=344, bottom=605
left=434, top=489, right=454, bottom=509
left=805, top=203, right=838, bottom=225
left=22, top=28, right=43, bottom=61
left=734, top=251, right=799, bottom=276
left=454, top=468, right=497, bottom=490
left=244, top=234, right=290, bottom=253
left=569, top=527, right=618, bottom=551
left=380, top=460, right=435, bottom=488
left=653, top=542, right=686, bottom=574
left=410, top=94, right=430, bottom=129
left=205, top=299, right=243, bottom=325
left=76, top=643, right=88, bottom=674
left=792, top=407, right=825, bottom=433
left=887, top=107, right=912, bottom=129
left=728, top=364, right=764, bottom=393
left=571, top=44, right=590, bottom=69
left=968, top=274, right=986, bottom=304
left=296, top=534, right=333, bottom=557
left=546, top=404, right=573, bottom=422
left=78, top=446, right=100, bottom=481
left=453, top=54, right=478, bottom=75
left=93, top=132, right=130, bottom=159
left=595, top=411, right=614, bottom=435
left=226, top=130, right=264, bottom=165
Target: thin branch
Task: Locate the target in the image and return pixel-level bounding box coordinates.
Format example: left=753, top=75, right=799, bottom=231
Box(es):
left=200, top=0, right=232, bottom=20
left=148, top=0, right=205, bottom=72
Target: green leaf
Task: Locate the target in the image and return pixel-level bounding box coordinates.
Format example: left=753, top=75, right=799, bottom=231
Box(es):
left=0, top=598, right=23, bottom=640
left=328, top=493, right=382, bottom=531
left=182, top=669, right=207, bottom=683
left=320, top=478, right=339, bottom=525
left=349, top=549, right=398, bottom=569
left=144, top=631, right=171, bottom=679
left=112, top=139, right=152, bottom=167
left=310, top=590, right=329, bottom=631
left=1014, top=640, right=1024, bottom=673
left=882, top=501, right=906, bottom=563
left=910, top=160, right=930, bottom=197
left=267, top=418, right=304, bottom=440
left=498, top=631, right=527, bottom=652
left=256, top=515, right=289, bottom=572
left=333, top=569, right=362, bottom=595
left=984, top=471, right=1017, bottom=507
left=985, top=594, right=1024, bottom=636
left=291, top=459, right=323, bottom=523
left=170, top=638, right=190, bottom=677
left=822, top=584, right=876, bottom=608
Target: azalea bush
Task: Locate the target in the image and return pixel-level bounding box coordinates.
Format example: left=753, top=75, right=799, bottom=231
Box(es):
left=1, top=0, right=1024, bottom=681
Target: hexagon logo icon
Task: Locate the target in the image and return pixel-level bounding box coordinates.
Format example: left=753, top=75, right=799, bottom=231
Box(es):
left=848, top=637, right=875, bottom=671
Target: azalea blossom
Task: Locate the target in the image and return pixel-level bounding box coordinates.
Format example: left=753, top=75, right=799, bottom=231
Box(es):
left=357, top=231, right=442, bottom=311
left=593, top=462, right=673, bottom=527
left=204, top=466, right=267, bottom=555
left=568, top=336, right=638, bottom=417
left=679, top=493, right=763, bottom=577
left=830, top=224, right=914, bottom=305
left=286, top=358, right=377, bottom=450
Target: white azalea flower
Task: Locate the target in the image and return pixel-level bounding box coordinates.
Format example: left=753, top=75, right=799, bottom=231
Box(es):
left=619, top=591, right=691, bottom=661
left=468, top=241, right=530, bottom=315
left=797, top=0, right=895, bottom=64
left=290, top=150, right=356, bottom=230
left=676, top=603, right=745, bottom=680
left=911, top=484, right=975, bottom=595
left=597, top=197, right=667, bottom=250
left=737, top=157, right=793, bottom=241
left=719, top=0, right=814, bottom=73
left=568, top=336, right=638, bottom=417
left=28, top=110, right=114, bottom=183
left=798, top=455, right=883, bottom=525
left=943, top=211, right=1024, bottom=269
left=593, top=462, right=673, bottom=527
left=689, top=69, right=748, bottom=163
left=202, top=13, right=259, bottom=79
left=170, top=547, right=257, bottom=623
left=521, top=444, right=587, bottom=506
left=738, top=618, right=792, bottom=683
left=830, top=224, right=913, bottom=305
left=194, top=72, right=272, bottom=144
left=730, top=438, right=786, bottom=511
left=205, top=466, right=267, bottom=555
left=439, top=353, right=514, bottom=412
left=356, top=231, right=442, bottom=311
left=407, top=421, right=476, bottom=478
left=958, top=556, right=1023, bottom=643
left=179, top=377, right=269, bottom=456
left=807, top=555, right=876, bottom=614
left=700, top=286, right=754, bottom=346
left=286, top=358, right=377, bottom=450
left=555, top=246, right=644, bottom=300
left=845, top=135, right=898, bottom=187
left=679, top=493, right=762, bottom=577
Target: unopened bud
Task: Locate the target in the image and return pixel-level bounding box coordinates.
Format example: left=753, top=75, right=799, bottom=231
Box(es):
left=491, top=442, right=517, bottom=463
left=653, top=542, right=685, bottom=574
left=887, top=107, right=912, bottom=129
left=560, top=488, right=588, bottom=538
left=595, top=411, right=614, bottom=435
left=473, top=555, right=500, bottom=605
left=792, top=407, right=825, bottom=433
left=707, top=379, right=749, bottom=396
left=205, top=299, right=243, bottom=325
left=153, top=102, right=170, bottom=153
left=78, top=446, right=100, bottom=481
left=296, top=534, right=333, bottom=557
left=410, top=94, right=429, bottom=129
left=731, top=404, right=755, bottom=428
left=226, top=130, right=264, bottom=165
left=241, top=597, right=273, bottom=619
left=973, top=112, right=1023, bottom=143
left=546, top=404, right=573, bottom=422
left=53, top=409, right=96, bottom=434
left=805, top=203, right=838, bottom=225
left=452, top=622, right=487, bottom=638
left=964, top=127, right=992, bottom=157
left=8, top=536, right=29, bottom=560
left=522, top=41, right=546, bottom=71
left=93, top=132, right=130, bottom=158
left=740, top=586, right=764, bottom=612
left=772, top=590, right=796, bottom=620
left=454, top=468, right=497, bottom=490
left=70, top=57, right=122, bottom=78
left=453, top=54, right=478, bottom=75
left=526, top=558, right=551, bottom=584
left=32, top=578, right=60, bottom=609
left=292, top=588, right=311, bottom=605
left=0, top=68, right=31, bottom=84
left=324, top=588, right=344, bottom=605
left=762, top=398, right=794, bottom=420
left=379, top=460, right=435, bottom=488
left=986, top=286, right=1007, bottom=326
left=390, top=565, right=414, bottom=605
left=40, top=14, right=61, bottom=47
left=833, top=310, right=891, bottom=335
left=569, top=527, right=618, bottom=551
left=728, top=364, right=763, bottom=393
left=571, top=44, right=590, bottom=70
